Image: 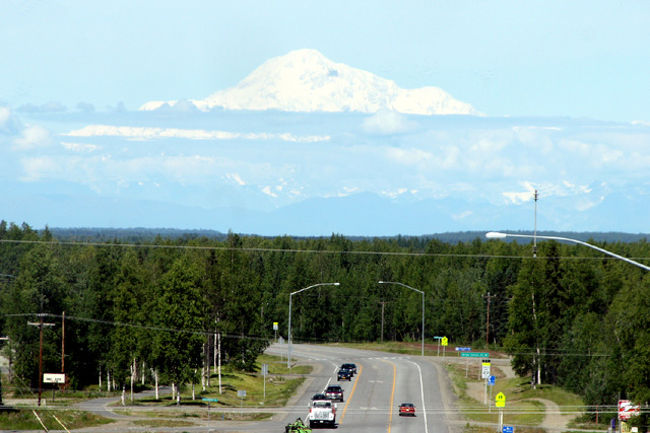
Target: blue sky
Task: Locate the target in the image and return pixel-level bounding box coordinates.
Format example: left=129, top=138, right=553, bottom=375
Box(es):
left=2, top=0, right=648, bottom=121
left=1, top=1, right=649, bottom=235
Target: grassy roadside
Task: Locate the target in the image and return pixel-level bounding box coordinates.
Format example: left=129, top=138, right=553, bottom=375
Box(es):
left=0, top=409, right=112, bottom=431
left=1, top=353, right=311, bottom=429
left=330, top=341, right=508, bottom=358
left=125, top=353, right=311, bottom=410
left=445, top=362, right=584, bottom=430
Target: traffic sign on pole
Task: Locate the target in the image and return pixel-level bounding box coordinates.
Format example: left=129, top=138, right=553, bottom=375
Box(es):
left=460, top=352, right=490, bottom=358
left=495, top=392, right=506, bottom=407
left=481, top=360, right=491, bottom=379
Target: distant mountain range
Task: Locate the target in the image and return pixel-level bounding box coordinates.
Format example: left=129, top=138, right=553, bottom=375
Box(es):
left=47, top=226, right=649, bottom=245
left=140, top=49, right=478, bottom=115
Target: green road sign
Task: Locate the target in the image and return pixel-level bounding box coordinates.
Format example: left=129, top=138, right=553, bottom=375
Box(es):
left=460, top=352, right=490, bottom=358
left=202, top=397, right=219, bottom=402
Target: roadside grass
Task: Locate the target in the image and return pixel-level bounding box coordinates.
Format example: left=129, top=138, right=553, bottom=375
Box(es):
left=513, top=383, right=584, bottom=415
left=567, top=414, right=611, bottom=431
left=463, top=424, right=547, bottom=433
left=331, top=341, right=508, bottom=358
left=459, top=394, right=545, bottom=426
left=132, top=418, right=196, bottom=427
left=446, top=363, right=583, bottom=427
left=115, top=408, right=271, bottom=421
left=128, top=354, right=311, bottom=409
left=0, top=409, right=112, bottom=431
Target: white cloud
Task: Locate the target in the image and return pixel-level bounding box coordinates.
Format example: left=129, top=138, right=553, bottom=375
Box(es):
left=63, top=124, right=330, bottom=143
left=381, top=187, right=408, bottom=198
left=19, top=156, right=60, bottom=181
left=362, top=110, right=415, bottom=134
left=13, top=125, right=52, bottom=150
left=502, top=182, right=537, bottom=204
left=452, top=210, right=473, bottom=220
left=226, top=173, right=246, bottom=185
left=0, top=107, right=10, bottom=126
left=61, top=141, right=101, bottom=152
left=261, top=185, right=278, bottom=197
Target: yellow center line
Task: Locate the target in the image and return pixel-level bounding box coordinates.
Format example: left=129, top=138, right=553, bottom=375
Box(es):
left=381, top=360, right=397, bottom=433
left=338, top=363, right=362, bottom=424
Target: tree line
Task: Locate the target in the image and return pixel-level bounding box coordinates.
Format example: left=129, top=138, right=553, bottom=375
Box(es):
left=0, top=220, right=648, bottom=408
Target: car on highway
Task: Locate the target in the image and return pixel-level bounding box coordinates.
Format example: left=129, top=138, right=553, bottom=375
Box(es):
left=325, top=384, right=344, bottom=402
left=340, top=363, right=357, bottom=374
left=399, top=402, right=416, bottom=416
left=312, top=393, right=327, bottom=400
left=337, top=367, right=352, bottom=381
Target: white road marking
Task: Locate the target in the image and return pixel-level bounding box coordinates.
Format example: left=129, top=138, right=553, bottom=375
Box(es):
left=407, top=359, right=429, bottom=433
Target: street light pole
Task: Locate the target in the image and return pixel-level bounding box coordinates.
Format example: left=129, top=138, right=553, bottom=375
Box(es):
left=378, top=281, right=425, bottom=357
left=287, top=282, right=340, bottom=368
left=485, top=232, right=650, bottom=271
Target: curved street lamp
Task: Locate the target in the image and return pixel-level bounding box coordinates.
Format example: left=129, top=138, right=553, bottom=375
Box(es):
left=378, top=281, right=425, bottom=357
left=485, top=231, right=650, bottom=271
left=287, top=282, right=340, bottom=368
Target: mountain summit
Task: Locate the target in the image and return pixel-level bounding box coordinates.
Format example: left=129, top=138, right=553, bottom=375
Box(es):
left=140, top=49, right=478, bottom=115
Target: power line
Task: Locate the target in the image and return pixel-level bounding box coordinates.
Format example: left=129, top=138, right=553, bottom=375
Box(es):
left=3, top=313, right=270, bottom=342
left=0, top=238, right=646, bottom=263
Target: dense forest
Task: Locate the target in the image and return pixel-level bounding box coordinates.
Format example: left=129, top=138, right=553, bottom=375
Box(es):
left=0, top=221, right=648, bottom=410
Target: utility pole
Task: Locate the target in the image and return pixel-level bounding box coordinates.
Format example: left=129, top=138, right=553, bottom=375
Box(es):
left=533, top=189, right=538, bottom=258
left=0, top=336, right=7, bottom=406
left=483, top=292, right=497, bottom=346
left=28, top=315, right=55, bottom=406
left=379, top=301, right=386, bottom=343
left=61, top=311, right=65, bottom=390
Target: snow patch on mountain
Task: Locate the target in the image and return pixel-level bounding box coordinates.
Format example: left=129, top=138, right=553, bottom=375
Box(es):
left=140, top=49, right=479, bottom=115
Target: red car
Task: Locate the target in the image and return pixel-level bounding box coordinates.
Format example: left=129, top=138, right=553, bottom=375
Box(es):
left=399, top=402, right=416, bottom=416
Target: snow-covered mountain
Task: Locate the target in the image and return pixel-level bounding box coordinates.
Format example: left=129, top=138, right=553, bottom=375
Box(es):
left=140, top=49, right=479, bottom=115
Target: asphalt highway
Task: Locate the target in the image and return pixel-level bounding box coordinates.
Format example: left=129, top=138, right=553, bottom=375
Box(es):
left=59, top=343, right=457, bottom=433
left=255, top=343, right=456, bottom=433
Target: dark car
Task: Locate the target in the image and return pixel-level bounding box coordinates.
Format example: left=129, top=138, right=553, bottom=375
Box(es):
left=399, top=402, right=416, bottom=416
left=341, top=363, right=357, bottom=375
left=325, top=385, right=344, bottom=402
left=337, top=368, right=352, bottom=381
left=312, top=393, right=327, bottom=400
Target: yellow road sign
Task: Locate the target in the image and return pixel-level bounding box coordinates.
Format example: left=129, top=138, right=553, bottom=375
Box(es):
left=442, top=336, right=448, bottom=346
left=495, top=392, right=506, bottom=407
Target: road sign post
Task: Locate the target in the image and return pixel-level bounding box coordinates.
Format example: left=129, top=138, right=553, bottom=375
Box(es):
left=442, top=336, right=448, bottom=357
left=434, top=336, right=442, bottom=356
left=460, top=352, right=490, bottom=358
left=488, top=375, right=495, bottom=412
left=202, top=397, right=219, bottom=420
left=237, top=389, right=246, bottom=417
left=495, top=392, right=506, bottom=432
left=262, top=363, right=268, bottom=401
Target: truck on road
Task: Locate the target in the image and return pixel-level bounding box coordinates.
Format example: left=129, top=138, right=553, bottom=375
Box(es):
left=308, top=399, right=336, bottom=428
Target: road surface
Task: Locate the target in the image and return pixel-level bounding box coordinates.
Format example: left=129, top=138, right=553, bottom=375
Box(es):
left=227, top=343, right=458, bottom=433
left=33, top=343, right=458, bottom=433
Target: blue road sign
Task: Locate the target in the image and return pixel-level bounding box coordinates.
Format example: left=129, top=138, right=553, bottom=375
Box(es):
left=455, top=347, right=472, bottom=351
left=503, top=425, right=514, bottom=433
left=488, top=375, right=496, bottom=385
